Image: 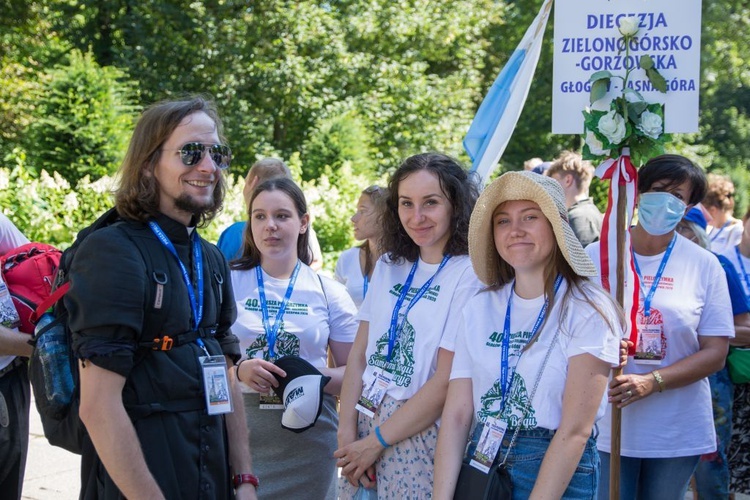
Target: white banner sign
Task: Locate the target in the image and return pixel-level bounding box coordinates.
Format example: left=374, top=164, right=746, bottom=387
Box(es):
left=552, top=0, right=702, bottom=134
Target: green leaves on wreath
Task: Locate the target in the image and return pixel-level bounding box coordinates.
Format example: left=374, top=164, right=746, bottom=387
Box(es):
left=588, top=70, right=613, bottom=104
left=640, top=55, right=667, bottom=93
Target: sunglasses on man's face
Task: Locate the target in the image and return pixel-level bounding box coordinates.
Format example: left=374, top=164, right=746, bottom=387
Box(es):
left=168, top=142, right=232, bottom=170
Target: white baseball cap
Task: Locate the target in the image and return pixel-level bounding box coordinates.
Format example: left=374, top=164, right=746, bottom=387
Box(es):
left=272, top=356, right=331, bottom=433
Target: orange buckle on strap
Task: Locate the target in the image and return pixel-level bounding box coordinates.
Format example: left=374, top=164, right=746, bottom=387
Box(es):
left=153, top=336, right=174, bottom=351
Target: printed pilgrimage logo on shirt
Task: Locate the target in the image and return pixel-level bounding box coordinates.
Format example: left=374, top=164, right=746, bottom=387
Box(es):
left=639, top=274, right=674, bottom=291
left=369, top=317, right=416, bottom=387
left=478, top=329, right=537, bottom=429
left=387, top=283, right=441, bottom=303
left=243, top=297, right=310, bottom=316
left=485, top=328, right=534, bottom=349
left=246, top=320, right=301, bottom=360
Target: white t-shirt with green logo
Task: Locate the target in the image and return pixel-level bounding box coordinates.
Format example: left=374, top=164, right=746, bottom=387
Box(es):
left=451, top=280, right=621, bottom=431
left=358, top=254, right=474, bottom=402
left=231, top=264, right=358, bottom=384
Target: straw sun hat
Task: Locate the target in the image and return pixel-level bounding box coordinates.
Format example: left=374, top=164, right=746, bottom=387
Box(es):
left=469, top=170, right=597, bottom=285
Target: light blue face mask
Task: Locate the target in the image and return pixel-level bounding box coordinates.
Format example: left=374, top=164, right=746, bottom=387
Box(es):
left=638, top=191, right=687, bottom=236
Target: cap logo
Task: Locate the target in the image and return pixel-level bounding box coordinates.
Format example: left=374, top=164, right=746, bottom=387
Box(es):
left=285, top=386, right=305, bottom=406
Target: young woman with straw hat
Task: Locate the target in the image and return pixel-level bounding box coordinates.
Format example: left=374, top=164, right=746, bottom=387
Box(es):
left=433, top=170, right=623, bottom=499
left=335, top=153, right=480, bottom=498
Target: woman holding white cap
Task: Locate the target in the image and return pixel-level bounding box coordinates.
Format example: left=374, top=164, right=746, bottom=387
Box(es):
left=335, top=153, right=480, bottom=498
left=231, top=177, right=358, bottom=499
left=433, top=170, right=622, bottom=499
left=587, top=155, right=734, bottom=500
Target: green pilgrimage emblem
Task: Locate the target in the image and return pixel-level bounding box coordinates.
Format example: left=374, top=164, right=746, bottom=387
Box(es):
left=478, top=374, right=537, bottom=429
left=368, top=317, right=417, bottom=387
left=246, top=320, right=300, bottom=361
left=477, top=329, right=537, bottom=429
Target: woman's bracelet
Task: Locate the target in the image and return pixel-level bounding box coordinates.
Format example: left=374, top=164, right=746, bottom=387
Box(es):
left=651, top=370, right=666, bottom=392
left=374, top=426, right=391, bottom=448
left=235, top=358, right=248, bottom=383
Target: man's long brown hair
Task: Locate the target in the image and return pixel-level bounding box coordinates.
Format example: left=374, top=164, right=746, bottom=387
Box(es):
left=115, top=96, right=227, bottom=226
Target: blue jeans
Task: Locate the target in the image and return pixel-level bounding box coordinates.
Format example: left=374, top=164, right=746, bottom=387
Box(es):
left=694, top=367, right=732, bottom=499
left=467, top=426, right=600, bottom=500
left=597, top=452, right=700, bottom=500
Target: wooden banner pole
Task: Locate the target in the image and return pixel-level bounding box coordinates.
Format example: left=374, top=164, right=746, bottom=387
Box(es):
left=609, top=176, right=628, bottom=499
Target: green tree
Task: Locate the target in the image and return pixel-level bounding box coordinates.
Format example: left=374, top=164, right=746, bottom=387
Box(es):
left=25, top=49, right=137, bottom=184
left=0, top=1, right=70, bottom=161
left=340, top=0, right=505, bottom=173
left=301, top=111, right=375, bottom=181
left=693, top=2, right=750, bottom=215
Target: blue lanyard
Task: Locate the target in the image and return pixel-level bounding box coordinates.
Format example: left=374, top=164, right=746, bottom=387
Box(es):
left=633, top=234, right=677, bottom=317
left=387, top=255, right=451, bottom=362
left=735, top=246, right=750, bottom=295
left=148, top=221, right=204, bottom=332
left=710, top=221, right=731, bottom=243
left=500, top=274, right=562, bottom=410
left=256, top=261, right=301, bottom=360
left=363, top=274, right=369, bottom=300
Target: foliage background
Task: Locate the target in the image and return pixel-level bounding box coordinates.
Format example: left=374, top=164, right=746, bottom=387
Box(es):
left=1, top=1, right=748, bottom=270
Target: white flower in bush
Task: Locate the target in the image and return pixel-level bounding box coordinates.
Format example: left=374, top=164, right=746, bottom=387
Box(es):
left=598, top=110, right=627, bottom=145
left=637, top=110, right=663, bottom=139
left=62, top=192, right=79, bottom=212
left=618, top=17, right=639, bottom=37
left=585, top=130, right=611, bottom=156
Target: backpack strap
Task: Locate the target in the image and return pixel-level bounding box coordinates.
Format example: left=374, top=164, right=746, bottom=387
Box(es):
left=136, top=326, right=218, bottom=351
left=31, top=282, right=70, bottom=324
left=201, top=239, right=226, bottom=306
left=114, top=222, right=173, bottom=349
left=125, top=398, right=207, bottom=420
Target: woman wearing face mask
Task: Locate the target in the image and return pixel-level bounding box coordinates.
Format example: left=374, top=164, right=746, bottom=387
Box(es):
left=586, top=155, right=735, bottom=500
left=335, top=185, right=388, bottom=308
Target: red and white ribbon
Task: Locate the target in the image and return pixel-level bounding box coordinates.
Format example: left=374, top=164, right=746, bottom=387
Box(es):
left=595, top=151, right=639, bottom=351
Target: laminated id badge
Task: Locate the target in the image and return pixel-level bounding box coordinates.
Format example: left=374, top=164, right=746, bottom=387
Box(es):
left=355, top=370, right=392, bottom=418
left=200, top=356, right=233, bottom=415
left=469, top=418, right=508, bottom=473
left=634, top=322, right=664, bottom=365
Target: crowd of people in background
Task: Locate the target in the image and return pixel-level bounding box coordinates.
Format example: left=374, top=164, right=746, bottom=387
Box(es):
left=0, top=96, right=748, bottom=500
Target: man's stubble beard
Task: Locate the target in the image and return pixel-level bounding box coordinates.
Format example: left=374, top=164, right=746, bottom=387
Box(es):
left=174, top=192, right=219, bottom=218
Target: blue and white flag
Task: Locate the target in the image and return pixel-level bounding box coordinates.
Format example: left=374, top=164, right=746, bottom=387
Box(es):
left=464, top=0, right=553, bottom=184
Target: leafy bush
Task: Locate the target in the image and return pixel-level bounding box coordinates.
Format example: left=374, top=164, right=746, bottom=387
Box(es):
left=0, top=165, right=114, bottom=247
left=302, top=162, right=374, bottom=274
left=0, top=165, right=245, bottom=248
left=0, top=163, right=367, bottom=276
left=24, top=50, right=137, bottom=185
left=301, top=111, right=375, bottom=181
